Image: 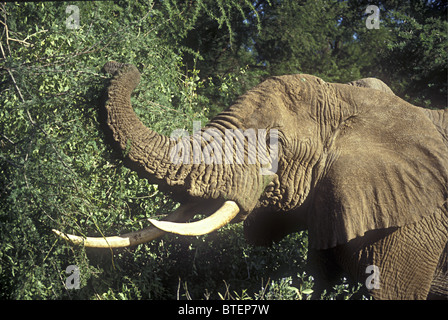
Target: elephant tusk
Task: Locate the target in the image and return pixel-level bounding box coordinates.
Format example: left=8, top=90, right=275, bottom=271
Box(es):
left=51, top=228, right=150, bottom=248
left=52, top=202, right=198, bottom=248
left=148, top=200, right=240, bottom=236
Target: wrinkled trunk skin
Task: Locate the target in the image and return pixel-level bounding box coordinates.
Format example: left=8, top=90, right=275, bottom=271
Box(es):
left=102, top=62, right=270, bottom=214
left=104, top=62, right=182, bottom=187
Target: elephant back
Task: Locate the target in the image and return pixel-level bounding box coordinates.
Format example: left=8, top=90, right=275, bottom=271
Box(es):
left=424, top=109, right=448, bottom=148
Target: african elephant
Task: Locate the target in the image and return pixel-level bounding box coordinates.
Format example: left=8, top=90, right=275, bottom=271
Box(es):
left=54, top=62, right=448, bottom=300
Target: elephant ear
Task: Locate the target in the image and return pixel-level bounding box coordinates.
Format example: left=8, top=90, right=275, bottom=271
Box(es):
left=308, top=95, right=448, bottom=250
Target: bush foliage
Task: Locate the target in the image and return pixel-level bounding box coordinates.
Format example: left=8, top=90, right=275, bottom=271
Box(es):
left=1, top=1, right=445, bottom=300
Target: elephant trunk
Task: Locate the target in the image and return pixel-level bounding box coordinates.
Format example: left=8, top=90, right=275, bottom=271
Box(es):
left=103, top=62, right=184, bottom=186
left=102, top=62, right=269, bottom=211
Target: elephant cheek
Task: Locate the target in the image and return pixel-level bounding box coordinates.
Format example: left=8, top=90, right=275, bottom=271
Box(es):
left=187, top=164, right=275, bottom=215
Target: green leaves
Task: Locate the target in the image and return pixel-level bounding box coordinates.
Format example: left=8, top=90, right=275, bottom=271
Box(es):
left=381, top=8, right=447, bottom=108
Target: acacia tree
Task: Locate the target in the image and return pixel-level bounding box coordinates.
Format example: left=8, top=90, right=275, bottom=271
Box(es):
left=186, top=0, right=446, bottom=108
left=378, top=0, right=447, bottom=108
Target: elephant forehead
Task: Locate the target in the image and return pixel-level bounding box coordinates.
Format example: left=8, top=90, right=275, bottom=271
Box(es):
left=236, top=74, right=328, bottom=129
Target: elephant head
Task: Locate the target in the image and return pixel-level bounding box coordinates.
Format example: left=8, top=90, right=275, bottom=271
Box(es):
left=54, top=62, right=448, bottom=299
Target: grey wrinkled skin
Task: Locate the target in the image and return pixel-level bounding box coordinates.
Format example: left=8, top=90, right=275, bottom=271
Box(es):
left=102, top=62, right=448, bottom=299
left=348, top=77, right=395, bottom=95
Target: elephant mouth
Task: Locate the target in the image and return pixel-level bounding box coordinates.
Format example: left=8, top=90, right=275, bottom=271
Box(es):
left=52, top=200, right=240, bottom=248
